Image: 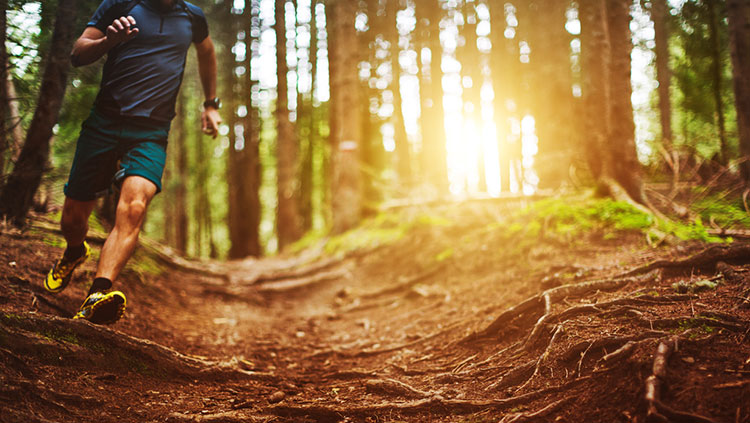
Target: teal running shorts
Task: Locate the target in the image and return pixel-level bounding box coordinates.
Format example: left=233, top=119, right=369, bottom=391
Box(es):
left=64, top=109, right=171, bottom=201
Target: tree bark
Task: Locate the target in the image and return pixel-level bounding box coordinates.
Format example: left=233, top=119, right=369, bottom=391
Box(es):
left=489, top=0, right=520, bottom=192
left=276, top=0, right=302, bottom=249
left=650, top=0, right=673, bottom=148
left=416, top=0, right=448, bottom=195
left=606, top=0, right=645, bottom=203
left=173, top=92, right=188, bottom=255
left=0, top=0, right=7, bottom=177
left=328, top=0, right=362, bottom=233
left=299, top=0, right=317, bottom=231
left=460, top=0, right=486, bottom=193
left=728, top=0, right=750, bottom=183
left=526, top=0, right=574, bottom=190
left=387, top=0, right=412, bottom=191
left=0, top=0, right=77, bottom=224
left=579, top=0, right=610, bottom=180
left=707, top=0, right=728, bottom=164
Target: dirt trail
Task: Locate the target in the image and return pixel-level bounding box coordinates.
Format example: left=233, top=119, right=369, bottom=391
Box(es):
left=2, top=202, right=750, bottom=423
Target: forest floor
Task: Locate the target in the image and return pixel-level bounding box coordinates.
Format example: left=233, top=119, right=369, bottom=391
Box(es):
left=1, top=195, right=750, bottom=423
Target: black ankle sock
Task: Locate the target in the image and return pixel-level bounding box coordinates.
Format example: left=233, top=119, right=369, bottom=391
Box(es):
left=88, top=278, right=112, bottom=296
left=63, top=244, right=86, bottom=260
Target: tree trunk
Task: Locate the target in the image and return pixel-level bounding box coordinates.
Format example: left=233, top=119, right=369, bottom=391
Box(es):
left=173, top=92, right=189, bottom=255
left=240, top=0, right=263, bottom=256
left=489, top=0, right=520, bottom=192
left=422, top=0, right=449, bottom=195
left=650, top=0, right=673, bottom=147
left=579, top=0, right=610, bottom=180
left=460, top=0, right=486, bottom=193
left=328, top=0, right=362, bottom=233
left=387, top=0, right=412, bottom=191
left=299, top=0, right=317, bottom=231
left=707, top=0, right=729, bottom=164
left=0, top=0, right=77, bottom=224
left=526, top=0, right=574, bottom=190
left=0, top=0, right=7, bottom=177
left=606, top=0, right=645, bottom=203
left=728, top=0, right=750, bottom=183
left=276, top=0, right=302, bottom=249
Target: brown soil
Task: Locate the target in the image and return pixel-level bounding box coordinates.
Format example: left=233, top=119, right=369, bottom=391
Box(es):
left=1, top=202, right=749, bottom=423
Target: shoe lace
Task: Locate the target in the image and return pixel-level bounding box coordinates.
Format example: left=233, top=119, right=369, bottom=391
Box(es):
left=52, top=258, right=74, bottom=279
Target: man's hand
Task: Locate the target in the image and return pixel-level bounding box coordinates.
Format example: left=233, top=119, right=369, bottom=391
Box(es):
left=202, top=107, right=222, bottom=139
left=106, top=16, right=139, bottom=46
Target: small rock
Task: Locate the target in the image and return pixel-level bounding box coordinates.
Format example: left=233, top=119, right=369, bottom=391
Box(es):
left=681, top=357, right=695, bottom=364
left=9, top=261, right=16, bottom=267
left=268, top=391, right=285, bottom=404
left=295, top=331, right=306, bottom=338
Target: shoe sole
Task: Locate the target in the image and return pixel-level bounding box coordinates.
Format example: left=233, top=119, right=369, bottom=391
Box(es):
left=84, top=292, right=126, bottom=325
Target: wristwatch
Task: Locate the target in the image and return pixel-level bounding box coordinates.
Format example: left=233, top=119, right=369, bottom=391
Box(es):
left=203, top=97, right=221, bottom=110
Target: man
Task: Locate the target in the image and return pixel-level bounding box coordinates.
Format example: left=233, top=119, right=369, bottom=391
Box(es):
left=43, top=0, right=221, bottom=325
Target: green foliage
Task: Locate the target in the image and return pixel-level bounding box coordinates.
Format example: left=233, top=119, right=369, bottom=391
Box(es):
left=501, top=196, right=726, bottom=245
left=692, top=192, right=750, bottom=228
left=671, top=0, right=738, bottom=160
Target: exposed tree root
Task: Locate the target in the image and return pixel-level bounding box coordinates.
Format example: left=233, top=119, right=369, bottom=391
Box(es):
left=620, top=243, right=750, bottom=278
left=268, top=377, right=590, bottom=421
left=462, top=277, right=634, bottom=344
left=365, top=378, right=435, bottom=398
left=498, top=397, right=572, bottom=423
left=516, top=324, right=565, bottom=392
left=166, top=410, right=269, bottom=423
left=645, top=337, right=721, bottom=423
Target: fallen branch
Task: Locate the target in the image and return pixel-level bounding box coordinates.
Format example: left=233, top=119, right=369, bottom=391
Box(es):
left=644, top=337, right=721, bottom=423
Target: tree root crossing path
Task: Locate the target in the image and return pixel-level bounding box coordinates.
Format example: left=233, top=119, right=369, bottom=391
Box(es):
left=1, top=205, right=750, bottom=423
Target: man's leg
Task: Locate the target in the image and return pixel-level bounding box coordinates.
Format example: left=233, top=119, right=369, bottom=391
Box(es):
left=44, top=197, right=97, bottom=293
left=61, top=197, right=97, bottom=247
left=96, top=175, right=157, bottom=281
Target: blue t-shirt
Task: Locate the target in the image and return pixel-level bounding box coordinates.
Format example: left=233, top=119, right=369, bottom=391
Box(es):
left=88, top=0, right=208, bottom=122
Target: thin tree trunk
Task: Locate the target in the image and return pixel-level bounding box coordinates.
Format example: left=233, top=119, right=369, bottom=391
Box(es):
left=415, top=0, right=448, bottom=195
left=6, top=68, right=24, bottom=160
left=707, top=0, right=728, bottom=164
left=0, top=0, right=77, bottom=224
left=276, top=0, right=302, bottom=249
left=300, top=0, right=316, bottom=231
left=650, top=0, right=673, bottom=147
left=579, top=0, right=610, bottom=180
left=489, top=0, right=519, bottom=192
left=526, top=0, right=574, bottom=190
left=0, top=0, right=7, bottom=177
left=328, top=0, right=362, bottom=233
left=460, top=0, right=486, bottom=193
left=728, top=0, right=750, bottom=183
left=387, top=0, right=412, bottom=191
left=174, top=92, right=188, bottom=255
left=606, top=0, right=645, bottom=203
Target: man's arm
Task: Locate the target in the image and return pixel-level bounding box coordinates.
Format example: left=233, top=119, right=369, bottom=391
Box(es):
left=71, top=16, right=139, bottom=67
left=195, top=35, right=221, bottom=138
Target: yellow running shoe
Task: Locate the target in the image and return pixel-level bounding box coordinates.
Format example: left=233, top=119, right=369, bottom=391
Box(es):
left=44, top=242, right=91, bottom=293
left=73, top=291, right=126, bottom=325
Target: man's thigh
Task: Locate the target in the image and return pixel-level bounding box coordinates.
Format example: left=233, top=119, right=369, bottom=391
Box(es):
left=64, top=112, right=122, bottom=201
